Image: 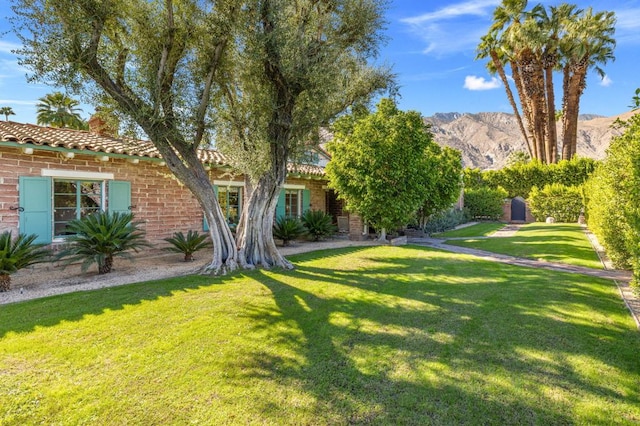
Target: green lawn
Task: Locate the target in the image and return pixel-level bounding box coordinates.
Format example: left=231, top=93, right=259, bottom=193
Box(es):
left=433, top=222, right=506, bottom=238
left=1, top=245, right=639, bottom=424
left=445, top=223, right=603, bottom=269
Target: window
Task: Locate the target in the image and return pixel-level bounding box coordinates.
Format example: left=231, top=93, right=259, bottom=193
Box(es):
left=53, top=180, right=103, bottom=236
left=284, top=189, right=301, bottom=217
left=217, top=186, right=242, bottom=227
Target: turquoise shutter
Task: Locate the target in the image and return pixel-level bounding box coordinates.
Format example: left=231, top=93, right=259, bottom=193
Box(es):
left=204, top=185, right=218, bottom=231
left=19, top=176, right=52, bottom=244
left=302, top=189, right=311, bottom=214
left=275, top=189, right=286, bottom=219
left=108, top=181, right=131, bottom=214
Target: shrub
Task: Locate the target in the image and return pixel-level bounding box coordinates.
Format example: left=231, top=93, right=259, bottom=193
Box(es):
left=471, top=157, right=598, bottom=199
left=273, top=216, right=306, bottom=246
left=301, top=210, right=336, bottom=241
left=164, top=230, right=211, bottom=262
left=56, top=211, right=150, bottom=274
left=0, top=231, right=50, bottom=292
left=464, top=187, right=507, bottom=220
left=423, top=208, right=469, bottom=235
left=528, top=183, right=583, bottom=223
left=585, top=113, right=640, bottom=286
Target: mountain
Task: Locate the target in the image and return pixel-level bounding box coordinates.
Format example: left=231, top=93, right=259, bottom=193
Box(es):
left=424, top=111, right=635, bottom=170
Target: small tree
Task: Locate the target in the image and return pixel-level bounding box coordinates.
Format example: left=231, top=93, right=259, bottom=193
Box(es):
left=0, top=231, right=50, bottom=292
left=326, top=99, right=439, bottom=240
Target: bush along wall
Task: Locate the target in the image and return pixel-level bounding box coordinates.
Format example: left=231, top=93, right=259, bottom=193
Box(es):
left=585, top=114, right=640, bottom=287
left=528, top=183, right=583, bottom=223
left=468, top=156, right=597, bottom=199
left=464, top=187, right=507, bottom=220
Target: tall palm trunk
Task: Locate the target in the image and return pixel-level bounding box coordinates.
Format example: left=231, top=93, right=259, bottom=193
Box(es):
left=562, top=63, right=587, bottom=161
left=544, top=64, right=558, bottom=163
left=491, top=51, right=532, bottom=158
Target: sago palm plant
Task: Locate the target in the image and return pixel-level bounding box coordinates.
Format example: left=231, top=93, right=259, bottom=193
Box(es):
left=0, top=231, right=50, bottom=292
left=301, top=210, right=336, bottom=241
left=164, top=230, right=211, bottom=262
left=56, top=212, right=150, bottom=274
left=273, top=216, right=306, bottom=247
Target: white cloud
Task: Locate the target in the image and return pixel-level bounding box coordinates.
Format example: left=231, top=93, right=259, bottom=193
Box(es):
left=399, top=1, right=499, bottom=56
left=600, top=75, right=613, bottom=87
left=0, top=99, right=36, bottom=106
left=401, top=0, right=499, bottom=25
left=613, top=7, right=640, bottom=44
left=464, top=75, right=501, bottom=91
left=0, top=40, right=21, bottom=54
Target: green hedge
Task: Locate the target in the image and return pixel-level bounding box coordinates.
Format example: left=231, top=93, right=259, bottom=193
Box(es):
left=585, top=114, right=640, bottom=286
left=464, top=187, right=507, bottom=220
left=528, top=183, right=583, bottom=223
left=467, top=157, right=597, bottom=198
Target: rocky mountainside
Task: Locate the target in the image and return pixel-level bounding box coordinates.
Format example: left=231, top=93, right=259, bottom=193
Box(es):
left=424, top=111, right=635, bottom=170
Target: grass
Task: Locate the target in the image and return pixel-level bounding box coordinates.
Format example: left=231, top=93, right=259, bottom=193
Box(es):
left=1, top=245, right=639, bottom=424
left=433, top=221, right=506, bottom=238
left=445, top=223, right=604, bottom=269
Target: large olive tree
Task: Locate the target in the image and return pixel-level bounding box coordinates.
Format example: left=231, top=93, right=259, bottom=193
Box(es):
left=214, top=0, right=393, bottom=269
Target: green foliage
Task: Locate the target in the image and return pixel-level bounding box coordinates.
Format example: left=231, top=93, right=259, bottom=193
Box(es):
left=273, top=216, right=306, bottom=247
left=56, top=212, right=150, bottom=275
left=416, top=146, right=463, bottom=228
left=528, top=184, right=583, bottom=223
left=36, top=92, right=87, bottom=129
left=326, top=99, right=442, bottom=236
left=585, top=112, right=640, bottom=285
left=164, top=230, right=212, bottom=262
left=0, top=231, right=50, bottom=291
left=422, top=208, right=469, bottom=235
left=301, top=210, right=336, bottom=242
left=469, top=156, right=597, bottom=198
left=0, top=106, right=16, bottom=121
left=463, top=167, right=486, bottom=190
left=464, top=187, right=507, bottom=220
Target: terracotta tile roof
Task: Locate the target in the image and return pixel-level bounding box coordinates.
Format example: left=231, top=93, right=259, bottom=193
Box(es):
left=0, top=121, right=325, bottom=176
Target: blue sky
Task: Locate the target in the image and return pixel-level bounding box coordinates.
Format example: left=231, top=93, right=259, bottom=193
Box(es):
left=1, top=0, right=639, bottom=124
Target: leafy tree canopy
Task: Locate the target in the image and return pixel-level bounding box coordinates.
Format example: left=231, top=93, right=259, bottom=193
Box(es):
left=326, top=99, right=444, bottom=238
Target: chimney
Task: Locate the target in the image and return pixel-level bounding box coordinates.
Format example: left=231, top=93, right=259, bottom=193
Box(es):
left=88, top=112, right=117, bottom=137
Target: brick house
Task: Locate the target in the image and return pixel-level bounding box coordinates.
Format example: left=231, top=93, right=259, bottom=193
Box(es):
left=0, top=121, right=340, bottom=246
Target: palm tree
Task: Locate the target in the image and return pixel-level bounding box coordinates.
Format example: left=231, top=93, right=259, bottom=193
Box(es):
left=559, top=8, right=616, bottom=160
left=36, top=92, right=87, bottom=129
left=477, top=33, right=533, bottom=159
left=0, top=106, right=16, bottom=121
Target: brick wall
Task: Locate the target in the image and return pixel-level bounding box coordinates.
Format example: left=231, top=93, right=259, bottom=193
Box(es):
left=0, top=145, right=328, bottom=244
left=285, top=177, right=327, bottom=212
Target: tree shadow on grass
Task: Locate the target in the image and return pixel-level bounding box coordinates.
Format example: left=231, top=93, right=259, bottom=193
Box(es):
left=0, top=274, right=222, bottom=337
left=238, top=245, right=640, bottom=423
